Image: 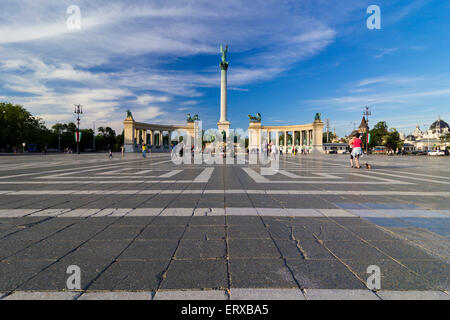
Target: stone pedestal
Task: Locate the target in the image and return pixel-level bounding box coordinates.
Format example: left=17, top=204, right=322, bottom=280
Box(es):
left=123, top=115, right=136, bottom=152
left=248, top=121, right=262, bottom=151
left=311, top=119, right=324, bottom=154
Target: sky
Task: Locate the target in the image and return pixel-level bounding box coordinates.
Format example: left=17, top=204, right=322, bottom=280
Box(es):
left=0, top=0, right=449, bottom=137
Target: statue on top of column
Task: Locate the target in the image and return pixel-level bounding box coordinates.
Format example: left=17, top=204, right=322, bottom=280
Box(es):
left=186, top=113, right=200, bottom=123
left=126, top=109, right=133, bottom=119
left=220, top=45, right=228, bottom=62
left=248, top=112, right=261, bottom=122
left=314, top=112, right=321, bottom=121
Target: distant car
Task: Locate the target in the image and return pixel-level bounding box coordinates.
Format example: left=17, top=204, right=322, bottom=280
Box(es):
left=342, top=150, right=349, bottom=154
left=427, top=150, right=445, bottom=156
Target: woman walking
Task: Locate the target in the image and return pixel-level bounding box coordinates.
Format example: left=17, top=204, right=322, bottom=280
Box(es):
left=348, top=135, right=355, bottom=167
left=351, top=133, right=363, bottom=169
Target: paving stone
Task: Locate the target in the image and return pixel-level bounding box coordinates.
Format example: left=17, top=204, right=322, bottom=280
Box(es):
left=79, top=291, right=151, bottom=300
left=3, top=291, right=79, bottom=300
left=286, top=260, right=366, bottom=289
left=89, top=260, right=169, bottom=291
left=189, top=216, right=226, bottom=225
left=154, top=290, right=227, bottom=300
left=304, top=289, right=380, bottom=300
left=377, top=290, right=449, bottom=300
left=323, top=240, right=389, bottom=260
left=66, top=240, right=130, bottom=260
left=0, top=259, right=53, bottom=291
left=183, top=226, right=226, bottom=240
left=230, top=288, right=305, bottom=300
left=228, top=225, right=271, bottom=239
left=161, top=260, right=228, bottom=289
left=228, top=216, right=265, bottom=226
left=120, top=240, right=179, bottom=260
left=368, top=240, right=437, bottom=260
left=229, top=239, right=280, bottom=258
left=10, top=240, right=82, bottom=261
left=0, top=240, right=34, bottom=260
left=399, top=260, right=450, bottom=290
left=229, top=258, right=297, bottom=288
left=137, top=226, right=185, bottom=240
left=346, top=226, right=399, bottom=241
left=176, top=240, right=226, bottom=259
left=91, top=225, right=143, bottom=241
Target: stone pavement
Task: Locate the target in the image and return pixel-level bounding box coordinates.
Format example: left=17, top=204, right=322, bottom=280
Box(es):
left=0, top=153, right=448, bottom=300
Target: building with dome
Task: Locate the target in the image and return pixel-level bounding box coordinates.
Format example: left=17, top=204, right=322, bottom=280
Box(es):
left=403, top=117, right=449, bottom=151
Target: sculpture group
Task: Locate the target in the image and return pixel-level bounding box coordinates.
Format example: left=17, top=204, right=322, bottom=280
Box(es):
left=186, top=113, right=200, bottom=123
left=248, top=113, right=261, bottom=123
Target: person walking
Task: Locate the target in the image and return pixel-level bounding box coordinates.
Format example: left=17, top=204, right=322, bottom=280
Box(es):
left=142, top=144, right=147, bottom=158
left=348, top=135, right=355, bottom=167
left=121, top=145, right=125, bottom=156
left=351, top=132, right=363, bottom=169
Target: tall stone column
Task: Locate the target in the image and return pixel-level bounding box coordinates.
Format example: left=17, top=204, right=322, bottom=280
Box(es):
left=217, top=45, right=230, bottom=136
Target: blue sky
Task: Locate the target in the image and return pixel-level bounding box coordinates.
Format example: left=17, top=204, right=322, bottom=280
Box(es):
left=0, top=0, right=449, bottom=136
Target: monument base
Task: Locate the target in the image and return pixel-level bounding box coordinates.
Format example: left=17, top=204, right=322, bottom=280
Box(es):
left=310, top=145, right=325, bottom=154
left=217, top=121, right=230, bottom=137
left=124, top=144, right=136, bottom=153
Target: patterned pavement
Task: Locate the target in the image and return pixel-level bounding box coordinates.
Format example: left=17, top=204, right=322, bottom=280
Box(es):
left=0, top=153, right=448, bottom=300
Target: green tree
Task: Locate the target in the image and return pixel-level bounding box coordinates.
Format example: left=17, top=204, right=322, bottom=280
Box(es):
left=369, top=121, right=389, bottom=149
left=0, top=102, right=51, bottom=151
left=95, top=126, right=117, bottom=151
left=383, top=128, right=403, bottom=152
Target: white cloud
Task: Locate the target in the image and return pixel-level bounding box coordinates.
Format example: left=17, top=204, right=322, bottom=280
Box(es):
left=135, top=94, right=171, bottom=105
left=0, top=0, right=363, bottom=130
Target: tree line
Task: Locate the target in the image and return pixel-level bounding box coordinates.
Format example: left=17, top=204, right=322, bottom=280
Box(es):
left=0, top=102, right=123, bottom=152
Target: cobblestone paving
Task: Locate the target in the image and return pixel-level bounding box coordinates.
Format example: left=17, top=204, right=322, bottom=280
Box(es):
left=0, top=153, right=448, bottom=299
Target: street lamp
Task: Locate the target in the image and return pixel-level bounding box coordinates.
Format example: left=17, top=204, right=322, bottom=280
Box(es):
left=58, top=128, right=62, bottom=153
left=422, top=124, right=429, bottom=152
left=74, top=104, right=83, bottom=154
left=22, top=142, right=25, bottom=153
left=363, top=106, right=371, bottom=154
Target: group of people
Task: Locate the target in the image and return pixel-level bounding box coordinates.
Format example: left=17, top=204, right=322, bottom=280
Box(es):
left=262, top=142, right=310, bottom=156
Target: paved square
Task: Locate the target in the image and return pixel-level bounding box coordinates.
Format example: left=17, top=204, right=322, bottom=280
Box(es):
left=0, top=153, right=448, bottom=300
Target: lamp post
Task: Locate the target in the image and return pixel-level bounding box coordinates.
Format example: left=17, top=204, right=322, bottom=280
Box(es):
left=74, top=104, right=83, bottom=154
left=422, top=124, right=429, bottom=152
left=58, top=129, right=62, bottom=153
left=22, top=142, right=25, bottom=153
left=363, top=106, right=371, bottom=154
